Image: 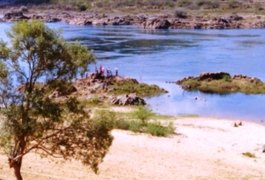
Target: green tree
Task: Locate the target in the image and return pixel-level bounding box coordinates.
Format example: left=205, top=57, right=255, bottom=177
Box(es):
left=0, top=20, right=113, bottom=180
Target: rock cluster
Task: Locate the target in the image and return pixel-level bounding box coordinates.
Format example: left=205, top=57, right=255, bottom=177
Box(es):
left=141, top=18, right=171, bottom=29
left=3, top=10, right=29, bottom=21
left=233, top=75, right=262, bottom=84
left=109, top=94, right=146, bottom=106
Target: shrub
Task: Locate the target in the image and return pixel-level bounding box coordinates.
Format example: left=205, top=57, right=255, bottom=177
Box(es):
left=98, top=110, right=175, bottom=137
left=146, top=122, right=175, bottom=137
left=177, top=0, right=192, bottom=7
left=128, top=120, right=143, bottom=132
left=87, top=97, right=102, bottom=105
left=242, top=152, right=256, bottom=158
left=77, top=3, right=88, bottom=11
left=92, top=110, right=116, bottom=133
left=254, top=3, right=264, bottom=11
left=196, top=0, right=220, bottom=9
left=115, top=119, right=175, bottom=137
left=116, top=0, right=136, bottom=7
left=175, top=9, right=188, bottom=18
left=114, top=119, right=130, bottom=130
left=164, top=0, right=175, bottom=8
left=227, top=0, right=241, bottom=9
left=223, top=75, right=231, bottom=82
left=81, top=97, right=104, bottom=107
left=133, top=106, right=154, bottom=125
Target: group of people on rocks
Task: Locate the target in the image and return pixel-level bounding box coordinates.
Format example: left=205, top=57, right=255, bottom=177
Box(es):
left=95, top=65, right=119, bottom=78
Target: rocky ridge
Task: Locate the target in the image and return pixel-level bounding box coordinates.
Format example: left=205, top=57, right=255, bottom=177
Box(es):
left=2, top=8, right=265, bottom=29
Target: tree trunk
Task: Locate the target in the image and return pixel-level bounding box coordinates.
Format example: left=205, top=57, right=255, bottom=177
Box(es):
left=13, top=161, right=23, bottom=180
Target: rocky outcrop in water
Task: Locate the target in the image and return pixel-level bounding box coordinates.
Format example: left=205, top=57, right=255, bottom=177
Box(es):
left=177, top=72, right=265, bottom=94
left=70, top=71, right=166, bottom=105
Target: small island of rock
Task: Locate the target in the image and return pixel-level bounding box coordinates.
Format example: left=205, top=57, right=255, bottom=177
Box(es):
left=177, top=72, right=265, bottom=94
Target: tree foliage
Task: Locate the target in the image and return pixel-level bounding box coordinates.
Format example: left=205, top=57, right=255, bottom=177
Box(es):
left=0, top=20, right=113, bottom=180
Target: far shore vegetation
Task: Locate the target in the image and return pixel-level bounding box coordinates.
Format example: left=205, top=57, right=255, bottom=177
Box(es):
left=10, top=0, right=265, bottom=16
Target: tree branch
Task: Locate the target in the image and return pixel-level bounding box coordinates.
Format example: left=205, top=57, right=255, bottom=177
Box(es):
left=12, top=126, right=71, bottom=161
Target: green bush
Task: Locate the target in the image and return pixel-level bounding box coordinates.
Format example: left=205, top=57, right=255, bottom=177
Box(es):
left=77, top=3, right=88, bottom=11
left=242, top=152, right=256, bottom=158
left=114, top=119, right=130, bottom=130
left=133, top=106, right=154, bottom=125
left=227, top=0, right=241, bottom=9
left=88, top=97, right=102, bottom=105
left=175, top=9, right=188, bottom=18
left=196, top=0, right=219, bottom=9
left=177, top=0, right=192, bottom=7
left=146, top=122, right=175, bottom=137
left=128, top=120, right=143, bottom=132
left=92, top=110, right=116, bottom=134
left=115, top=119, right=175, bottom=137
left=81, top=97, right=104, bottom=107
left=97, top=110, right=175, bottom=137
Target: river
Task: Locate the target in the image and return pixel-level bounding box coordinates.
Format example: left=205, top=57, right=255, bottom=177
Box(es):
left=1, top=22, right=265, bottom=122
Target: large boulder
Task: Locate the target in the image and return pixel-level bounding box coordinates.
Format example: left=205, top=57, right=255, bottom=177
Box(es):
left=142, top=18, right=171, bottom=29
left=111, top=17, right=131, bottom=25
left=92, top=19, right=108, bottom=26
left=229, top=14, right=243, bottom=21
left=49, top=85, right=77, bottom=98
left=43, top=16, right=61, bottom=23
left=110, top=94, right=146, bottom=106
left=68, top=18, right=92, bottom=25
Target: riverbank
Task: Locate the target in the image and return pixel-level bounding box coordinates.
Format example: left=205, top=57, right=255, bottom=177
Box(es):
left=1, top=116, right=265, bottom=179
left=1, top=5, right=265, bottom=29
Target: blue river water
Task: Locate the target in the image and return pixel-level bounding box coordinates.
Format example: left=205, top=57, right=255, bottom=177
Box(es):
left=1, top=22, right=265, bottom=122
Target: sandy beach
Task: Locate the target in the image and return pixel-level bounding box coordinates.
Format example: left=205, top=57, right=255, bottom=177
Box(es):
left=1, top=117, right=265, bottom=180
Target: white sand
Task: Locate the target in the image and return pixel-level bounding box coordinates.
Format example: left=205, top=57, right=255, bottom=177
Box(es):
left=1, top=117, right=265, bottom=179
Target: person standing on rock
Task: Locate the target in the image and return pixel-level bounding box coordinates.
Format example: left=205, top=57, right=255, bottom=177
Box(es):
left=100, top=65, right=105, bottom=77
left=115, top=67, right=119, bottom=76
left=95, top=66, right=99, bottom=75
